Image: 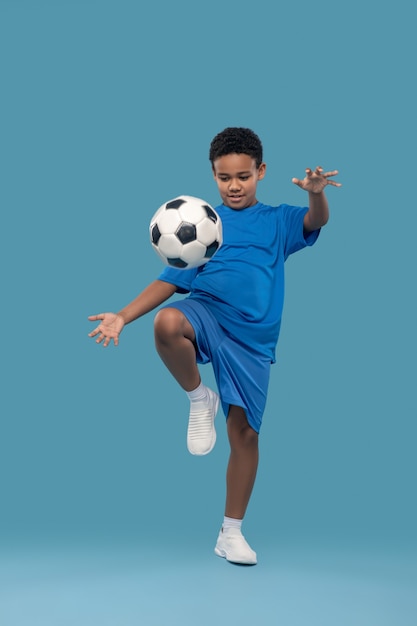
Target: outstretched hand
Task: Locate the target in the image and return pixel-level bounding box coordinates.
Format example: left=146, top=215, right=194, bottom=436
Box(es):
left=292, top=166, right=341, bottom=194
left=88, top=312, right=125, bottom=347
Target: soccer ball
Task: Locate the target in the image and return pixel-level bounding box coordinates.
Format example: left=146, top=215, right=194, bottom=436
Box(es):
left=149, top=195, right=223, bottom=269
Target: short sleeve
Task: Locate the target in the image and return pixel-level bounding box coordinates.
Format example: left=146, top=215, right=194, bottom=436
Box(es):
left=158, top=265, right=200, bottom=293
left=280, top=204, right=320, bottom=259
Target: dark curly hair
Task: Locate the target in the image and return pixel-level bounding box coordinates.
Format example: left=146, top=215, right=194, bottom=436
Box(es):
left=209, top=127, right=263, bottom=168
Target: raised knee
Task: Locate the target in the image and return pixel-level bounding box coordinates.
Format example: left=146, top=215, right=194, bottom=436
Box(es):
left=154, top=308, right=184, bottom=343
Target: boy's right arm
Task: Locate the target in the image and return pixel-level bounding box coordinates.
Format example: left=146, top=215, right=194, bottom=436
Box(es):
left=88, top=279, right=177, bottom=347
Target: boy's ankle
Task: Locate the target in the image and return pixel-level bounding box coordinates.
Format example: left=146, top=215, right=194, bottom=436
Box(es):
left=222, top=516, right=243, bottom=532
left=186, top=382, right=207, bottom=402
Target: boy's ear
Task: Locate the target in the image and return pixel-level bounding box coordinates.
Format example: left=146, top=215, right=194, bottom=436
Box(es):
left=258, top=162, right=267, bottom=180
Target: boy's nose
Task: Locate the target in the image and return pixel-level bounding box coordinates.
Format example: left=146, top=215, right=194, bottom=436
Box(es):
left=229, top=179, right=241, bottom=190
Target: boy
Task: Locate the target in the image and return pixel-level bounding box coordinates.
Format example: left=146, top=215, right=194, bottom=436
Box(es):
left=88, top=127, right=340, bottom=565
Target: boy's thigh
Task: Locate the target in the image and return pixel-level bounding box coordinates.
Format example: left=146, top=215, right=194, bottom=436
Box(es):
left=227, top=406, right=259, bottom=449
left=227, top=405, right=253, bottom=429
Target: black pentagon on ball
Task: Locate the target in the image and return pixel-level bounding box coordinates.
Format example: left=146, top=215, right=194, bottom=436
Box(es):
left=205, top=240, right=220, bottom=258
left=203, top=204, right=218, bottom=223
left=167, top=257, right=188, bottom=269
left=150, top=223, right=161, bottom=245
left=176, top=221, right=196, bottom=244
left=166, top=199, right=186, bottom=210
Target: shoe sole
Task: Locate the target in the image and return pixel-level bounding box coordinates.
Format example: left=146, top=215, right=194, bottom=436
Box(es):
left=214, top=546, right=257, bottom=565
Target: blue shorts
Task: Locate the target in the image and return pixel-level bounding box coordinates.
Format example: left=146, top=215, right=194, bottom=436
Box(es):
left=162, top=298, right=271, bottom=432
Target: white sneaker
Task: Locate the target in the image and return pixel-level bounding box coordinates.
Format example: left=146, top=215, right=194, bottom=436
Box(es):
left=214, top=527, right=257, bottom=565
left=187, top=387, right=219, bottom=455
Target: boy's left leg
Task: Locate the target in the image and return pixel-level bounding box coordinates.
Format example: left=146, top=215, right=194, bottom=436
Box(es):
left=225, top=405, right=259, bottom=519
left=215, top=405, right=258, bottom=565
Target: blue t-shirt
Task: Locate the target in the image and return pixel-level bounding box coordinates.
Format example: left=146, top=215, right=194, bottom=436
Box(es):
left=158, top=202, right=319, bottom=362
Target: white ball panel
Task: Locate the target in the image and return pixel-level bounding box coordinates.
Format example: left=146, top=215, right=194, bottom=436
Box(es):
left=156, top=210, right=182, bottom=235
left=196, top=219, right=218, bottom=246
left=180, top=240, right=207, bottom=265
left=157, top=233, right=183, bottom=258
left=216, top=218, right=223, bottom=242
left=178, top=200, right=208, bottom=225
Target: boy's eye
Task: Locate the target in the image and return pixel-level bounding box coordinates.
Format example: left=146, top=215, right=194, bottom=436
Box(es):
left=218, top=175, right=250, bottom=182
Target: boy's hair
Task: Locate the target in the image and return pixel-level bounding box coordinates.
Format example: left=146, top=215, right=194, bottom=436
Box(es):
left=209, top=127, right=263, bottom=168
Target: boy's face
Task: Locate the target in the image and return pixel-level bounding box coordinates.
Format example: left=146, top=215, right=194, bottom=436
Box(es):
left=212, top=153, right=266, bottom=210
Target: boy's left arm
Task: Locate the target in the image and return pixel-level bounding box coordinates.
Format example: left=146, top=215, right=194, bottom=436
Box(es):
left=292, top=166, right=341, bottom=232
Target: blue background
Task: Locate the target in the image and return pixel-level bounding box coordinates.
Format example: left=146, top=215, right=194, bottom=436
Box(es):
left=1, top=0, right=416, bottom=624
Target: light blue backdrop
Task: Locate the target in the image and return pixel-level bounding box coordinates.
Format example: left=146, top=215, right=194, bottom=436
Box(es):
left=1, top=1, right=416, bottom=624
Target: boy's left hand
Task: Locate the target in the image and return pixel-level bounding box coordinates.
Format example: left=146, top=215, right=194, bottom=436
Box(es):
left=292, top=166, right=341, bottom=194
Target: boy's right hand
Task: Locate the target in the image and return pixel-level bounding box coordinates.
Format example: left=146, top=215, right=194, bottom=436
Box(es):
left=88, top=313, right=125, bottom=347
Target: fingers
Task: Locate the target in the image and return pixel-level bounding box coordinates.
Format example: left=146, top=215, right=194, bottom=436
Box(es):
left=88, top=327, right=105, bottom=343
left=323, top=169, right=339, bottom=177
left=88, top=313, right=120, bottom=347
left=292, top=169, right=320, bottom=186
left=309, top=167, right=340, bottom=179
left=304, top=167, right=323, bottom=178
left=323, top=169, right=342, bottom=187
left=88, top=317, right=103, bottom=338
left=101, top=335, right=119, bottom=347
left=95, top=332, right=112, bottom=347
left=88, top=326, right=119, bottom=347
left=299, top=167, right=341, bottom=185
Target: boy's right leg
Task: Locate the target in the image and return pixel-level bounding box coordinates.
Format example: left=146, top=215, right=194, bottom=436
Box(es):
left=154, top=307, right=219, bottom=455
left=154, top=307, right=200, bottom=391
